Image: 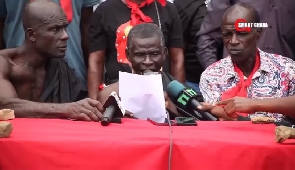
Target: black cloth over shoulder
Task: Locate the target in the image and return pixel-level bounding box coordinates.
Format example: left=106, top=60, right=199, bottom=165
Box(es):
left=40, top=58, right=88, bottom=103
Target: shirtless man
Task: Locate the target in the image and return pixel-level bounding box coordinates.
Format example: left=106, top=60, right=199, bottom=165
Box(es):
left=0, top=1, right=104, bottom=121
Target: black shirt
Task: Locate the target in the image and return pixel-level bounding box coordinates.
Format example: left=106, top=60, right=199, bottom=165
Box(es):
left=173, top=0, right=207, bottom=83
left=89, top=0, right=183, bottom=82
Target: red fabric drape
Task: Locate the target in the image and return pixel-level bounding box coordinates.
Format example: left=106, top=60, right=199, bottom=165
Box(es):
left=221, top=50, right=261, bottom=117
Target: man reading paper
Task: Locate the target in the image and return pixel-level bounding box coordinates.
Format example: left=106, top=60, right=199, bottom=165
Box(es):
left=98, top=23, right=198, bottom=119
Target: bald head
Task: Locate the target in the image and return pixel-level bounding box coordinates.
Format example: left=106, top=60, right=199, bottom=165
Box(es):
left=222, top=3, right=260, bottom=24
left=21, top=0, right=69, bottom=59
left=22, top=0, right=67, bottom=30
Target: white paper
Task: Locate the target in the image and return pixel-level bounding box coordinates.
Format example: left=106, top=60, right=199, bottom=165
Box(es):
left=119, top=72, right=167, bottom=120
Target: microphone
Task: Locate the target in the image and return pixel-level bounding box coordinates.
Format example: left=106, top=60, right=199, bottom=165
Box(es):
left=101, top=91, right=125, bottom=126
left=166, top=80, right=218, bottom=121
left=142, top=69, right=158, bottom=75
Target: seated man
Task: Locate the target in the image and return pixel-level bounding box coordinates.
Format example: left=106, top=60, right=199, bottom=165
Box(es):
left=98, top=23, right=202, bottom=119
left=0, top=1, right=104, bottom=121
left=199, top=3, right=295, bottom=121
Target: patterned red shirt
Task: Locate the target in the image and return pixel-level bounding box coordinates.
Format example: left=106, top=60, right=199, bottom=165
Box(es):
left=200, top=49, right=295, bottom=121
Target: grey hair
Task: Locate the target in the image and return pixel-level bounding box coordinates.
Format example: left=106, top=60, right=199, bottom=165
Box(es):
left=126, top=23, right=165, bottom=50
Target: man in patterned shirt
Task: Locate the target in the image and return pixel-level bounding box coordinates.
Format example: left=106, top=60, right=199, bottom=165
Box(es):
left=199, top=3, right=295, bottom=121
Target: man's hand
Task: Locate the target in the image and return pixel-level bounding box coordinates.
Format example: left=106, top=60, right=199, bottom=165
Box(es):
left=124, top=110, right=136, bottom=119
left=65, top=98, right=104, bottom=121
left=197, top=103, right=235, bottom=121
left=215, top=97, right=257, bottom=115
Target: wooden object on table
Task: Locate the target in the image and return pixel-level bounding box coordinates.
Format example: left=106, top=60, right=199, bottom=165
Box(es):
left=251, top=116, right=275, bottom=124
left=0, top=121, right=13, bottom=138
left=275, top=125, right=295, bottom=143
left=0, top=109, right=15, bottom=121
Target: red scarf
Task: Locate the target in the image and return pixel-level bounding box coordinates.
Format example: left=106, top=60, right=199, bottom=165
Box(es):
left=60, top=0, right=73, bottom=23
left=221, top=50, right=261, bottom=117
left=124, top=0, right=166, bottom=26
left=30, top=0, right=73, bottom=23
left=115, top=0, right=166, bottom=64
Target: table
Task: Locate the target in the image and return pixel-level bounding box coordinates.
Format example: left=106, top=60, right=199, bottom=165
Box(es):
left=0, top=118, right=295, bottom=170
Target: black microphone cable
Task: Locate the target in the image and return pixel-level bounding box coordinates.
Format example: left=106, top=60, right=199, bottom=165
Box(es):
left=165, top=109, right=198, bottom=170
left=166, top=111, right=173, bottom=170
left=176, top=106, right=200, bottom=120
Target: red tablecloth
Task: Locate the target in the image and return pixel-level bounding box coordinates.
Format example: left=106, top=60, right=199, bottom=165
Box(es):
left=0, top=118, right=295, bottom=170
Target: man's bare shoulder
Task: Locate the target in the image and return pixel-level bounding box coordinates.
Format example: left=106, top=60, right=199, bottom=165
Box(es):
left=0, top=48, right=17, bottom=58
left=0, top=48, right=27, bottom=75
left=0, top=50, right=13, bottom=78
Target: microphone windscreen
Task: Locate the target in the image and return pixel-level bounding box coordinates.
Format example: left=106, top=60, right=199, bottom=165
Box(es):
left=103, top=92, right=125, bottom=116
left=143, top=69, right=158, bottom=75
left=143, top=69, right=152, bottom=74
left=166, top=80, right=185, bottom=99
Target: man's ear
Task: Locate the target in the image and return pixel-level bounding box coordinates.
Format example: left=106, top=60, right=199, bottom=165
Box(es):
left=255, top=28, right=262, bottom=40
left=26, top=28, right=36, bottom=42
left=163, top=47, right=168, bottom=60
left=126, top=48, right=130, bottom=61
left=125, top=48, right=135, bottom=72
